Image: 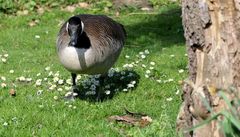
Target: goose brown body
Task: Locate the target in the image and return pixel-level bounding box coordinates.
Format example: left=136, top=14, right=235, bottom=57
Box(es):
left=57, top=14, right=126, bottom=75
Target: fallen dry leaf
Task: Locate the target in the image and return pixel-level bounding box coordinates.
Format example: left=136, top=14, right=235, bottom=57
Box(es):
left=28, top=19, right=40, bottom=27
left=78, top=2, right=90, bottom=8
left=108, top=108, right=152, bottom=127
left=17, top=10, right=29, bottom=16
left=37, top=7, right=45, bottom=14
left=64, top=5, right=76, bottom=13
left=9, top=89, right=16, bottom=97
left=207, top=85, right=217, bottom=95
left=115, top=11, right=120, bottom=17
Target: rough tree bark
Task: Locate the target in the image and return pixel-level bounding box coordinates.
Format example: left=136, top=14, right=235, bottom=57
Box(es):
left=176, top=0, right=240, bottom=136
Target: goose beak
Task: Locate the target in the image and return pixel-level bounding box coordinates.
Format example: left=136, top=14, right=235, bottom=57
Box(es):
left=69, top=35, right=78, bottom=47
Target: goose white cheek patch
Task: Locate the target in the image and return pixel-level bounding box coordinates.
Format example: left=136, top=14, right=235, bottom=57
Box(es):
left=66, top=22, right=69, bottom=32
left=81, top=21, right=84, bottom=34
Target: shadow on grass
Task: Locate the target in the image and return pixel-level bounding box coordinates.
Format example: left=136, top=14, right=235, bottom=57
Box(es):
left=76, top=70, right=140, bottom=102
left=124, top=6, right=184, bottom=52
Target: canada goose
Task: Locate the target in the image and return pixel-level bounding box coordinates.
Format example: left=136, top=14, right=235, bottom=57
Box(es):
left=56, top=14, right=126, bottom=99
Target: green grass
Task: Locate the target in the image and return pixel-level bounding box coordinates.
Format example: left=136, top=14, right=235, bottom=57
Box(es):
left=0, top=4, right=186, bottom=137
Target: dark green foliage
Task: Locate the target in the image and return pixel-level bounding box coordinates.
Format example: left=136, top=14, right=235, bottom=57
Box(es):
left=0, top=0, right=180, bottom=14
left=0, top=0, right=79, bottom=14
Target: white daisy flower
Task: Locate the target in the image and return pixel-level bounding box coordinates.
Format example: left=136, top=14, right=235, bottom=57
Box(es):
left=76, top=75, right=81, bottom=80
left=85, top=91, right=96, bottom=95
left=66, top=79, right=72, bottom=85
left=49, top=84, right=57, bottom=90
left=123, top=64, right=129, bottom=68
left=145, top=74, right=149, bottom=78
left=105, top=90, right=111, bottom=95
left=73, top=92, right=78, bottom=96
left=90, top=85, right=96, bottom=91
left=128, top=64, right=134, bottom=68
left=1, top=76, right=6, bottom=81
left=26, top=78, right=32, bottom=82
left=58, top=79, right=64, bottom=85
left=108, top=71, right=114, bottom=77
left=144, top=49, right=150, bottom=54
left=45, top=67, right=50, bottom=71
left=94, top=74, right=101, bottom=79
left=35, top=79, right=42, bottom=86
left=3, top=54, right=8, bottom=58
left=141, top=64, right=146, bottom=68
left=170, top=54, right=175, bottom=58
left=3, top=122, right=8, bottom=126
left=54, top=72, right=59, bottom=77
left=131, top=81, right=136, bottom=85
left=64, top=86, right=71, bottom=91
left=127, top=83, right=134, bottom=88
left=125, top=55, right=130, bottom=59
left=53, top=96, right=58, bottom=100
left=53, top=77, right=59, bottom=83
left=123, top=88, right=128, bottom=92
left=168, top=79, right=174, bottom=82
left=93, top=80, right=99, bottom=86
left=146, top=70, right=151, bottom=74
left=57, top=88, right=63, bottom=92
left=9, top=70, right=14, bottom=73
left=120, top=71, right=126, bottom=75
left=166, top=97, right=173, bottom=101
left=141, top=55, right=146, bottom=59
left=176, top=90, right=180, bottom=95
left=149, top=67, right=154, bottom=70
left=19, top=76, right=26, bottom=82
left=150, top=62, right=155, bottom=65
left=37, top=90, right=43, bottom=95
left=35, top=35, right=40, bottom=39
left=156, top=79, right=162, bottom=83
left=178, top=69, right=184, bottom=73
left=1, top=58, right=6, bottom=63
left=65, top=92, right=72, bottom=97
left=36, top=73, right=41, bottom=77
left=1, top=83, right=7, bottom=88
left=48, top=71, right=53, bottom=76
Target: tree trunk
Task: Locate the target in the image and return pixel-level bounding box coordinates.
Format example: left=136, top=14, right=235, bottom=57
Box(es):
left=176, top=0, right=240, bottom=136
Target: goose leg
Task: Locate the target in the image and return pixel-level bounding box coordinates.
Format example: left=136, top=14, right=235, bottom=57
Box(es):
left=96, top=75, right=106, bottom=101
left=71, top=73, right=78, bottom=92
left=64, top=73, right=79, bottom=100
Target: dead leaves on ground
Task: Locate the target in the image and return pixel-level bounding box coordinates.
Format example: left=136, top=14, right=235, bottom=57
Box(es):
left=9, top=89, right=16, bottom=97
left=108, top=108, right=152, bottom=128
left=28, top=19, right=40, bottom=27
left=62, top=2, right=90, bottom=13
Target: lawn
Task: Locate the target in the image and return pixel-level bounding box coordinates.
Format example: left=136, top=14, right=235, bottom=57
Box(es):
left=0, top=3, right=187, bottom=137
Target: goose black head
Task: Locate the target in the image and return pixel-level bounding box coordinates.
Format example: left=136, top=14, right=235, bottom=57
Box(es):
left=66, top=16, right=84, bottom=47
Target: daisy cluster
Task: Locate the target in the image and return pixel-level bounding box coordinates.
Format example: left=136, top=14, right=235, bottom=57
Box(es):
left=123, top=49, right=182, bottom=84
left=1, top=117, right=18, bottom=127
left=78, top=68, right=138, bottom=96
left=0, top=52, right=8, bottom=63
left=1, top=48, right=186, bottom=102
